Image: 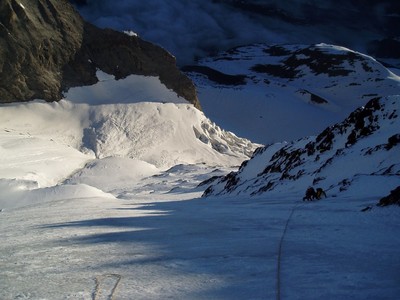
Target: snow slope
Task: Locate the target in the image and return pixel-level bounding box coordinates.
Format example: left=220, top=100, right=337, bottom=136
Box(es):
left=0, top=50, right=399, bottom=299
left=0, top=71, right=257, bottom=210
left=64, top=71, right=190, bottom=106
left=185, top=43, right=400, bottom=144
left=204, top=96, right=400, bottom=199
left=0, top=100, right=92, bottom=188
left=1, top=187, right=399, bottom=299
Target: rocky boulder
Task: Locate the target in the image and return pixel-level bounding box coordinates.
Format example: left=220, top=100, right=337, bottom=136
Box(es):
left=0, top=0, right=200, bottom=108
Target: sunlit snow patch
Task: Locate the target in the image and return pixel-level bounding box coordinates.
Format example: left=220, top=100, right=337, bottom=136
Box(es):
left=123, top=30, right=138, bottom=37
left=64, top=157, right=160, bottom=193
left=81, top=102, right=258, bottom=168
left=0, top=181, right=114, bottom=210
left=64, top=71, right=189, bottom=105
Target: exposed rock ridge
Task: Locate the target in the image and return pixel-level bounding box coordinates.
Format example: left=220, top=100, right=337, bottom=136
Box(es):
left=0, top=0, right=200, bottom=108
left=0, top=0, right=83, bottom=101
left=203, top=96, right=400, bottom=197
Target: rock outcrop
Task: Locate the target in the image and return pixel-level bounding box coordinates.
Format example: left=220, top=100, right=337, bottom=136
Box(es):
left=203, top=96, right=400, bottom=198
left=0, top=0, right=200, bottom=108
left=377, top=186, right=400, bottom=206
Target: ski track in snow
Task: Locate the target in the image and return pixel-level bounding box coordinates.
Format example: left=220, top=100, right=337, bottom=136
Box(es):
left=0, top=187, right=399, bottom=299
left=93, top=273, right=122, bottom=300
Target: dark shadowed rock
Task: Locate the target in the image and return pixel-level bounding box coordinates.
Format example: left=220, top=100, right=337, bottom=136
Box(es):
left=0, top=0, right=200, bottom=108
left=377, top=186, right=400, bottom=206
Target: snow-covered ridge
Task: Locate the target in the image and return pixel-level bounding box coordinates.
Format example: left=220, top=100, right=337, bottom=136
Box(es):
left=0, top=71, right=259, bottom=208
left=63, top=71, right=258, bottom=166
left=185, top=43, right=400, bottom=144
left=0, top=99, right=256, bottom=180
left=203, top=95, right=400, bottom=198
left=82, top=101, right=257, bottom=166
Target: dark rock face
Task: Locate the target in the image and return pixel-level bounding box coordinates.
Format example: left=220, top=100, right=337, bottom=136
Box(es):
left=378, top=186, right=400, bottom=206
left=0, top=0, right=83, bottom=102
left=0, top=0, right=200, bottom=108
left=181, top=65, right=247, bottom=86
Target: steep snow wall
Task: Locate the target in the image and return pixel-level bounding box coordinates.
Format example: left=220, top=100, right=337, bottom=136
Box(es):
left=0, top=99, right=257, bottom=189
left=64, top=72, right=259, bottom=166
left=83, top=101, right=257, bottom=167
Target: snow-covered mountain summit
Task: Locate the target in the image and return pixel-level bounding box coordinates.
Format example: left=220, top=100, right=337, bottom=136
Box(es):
left=203, top=95, right=400, bottom=199
left=185, top=43, right=400, bottom=144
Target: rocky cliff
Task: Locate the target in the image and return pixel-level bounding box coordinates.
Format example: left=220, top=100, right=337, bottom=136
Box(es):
left=0, top=0, right=200, bottom=108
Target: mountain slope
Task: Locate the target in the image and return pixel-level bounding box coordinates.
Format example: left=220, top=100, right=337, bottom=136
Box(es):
left=0, top=0, right=199, bottom=108
left=0, top=71, right=258, bottom=207
left=185, top=43, right=400, bottom=144
left=203, top=95, right=400, bottom=199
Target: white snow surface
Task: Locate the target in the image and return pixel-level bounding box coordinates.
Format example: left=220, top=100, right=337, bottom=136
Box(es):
left=187, top=43, right=400, bottom=144
left=0, top=72, right=257, bottom=210
left=0, top=67, right=399, bottom=299
left=1, top=189, right=399, bottom=299
left=64, top=71, right=189, bottom=105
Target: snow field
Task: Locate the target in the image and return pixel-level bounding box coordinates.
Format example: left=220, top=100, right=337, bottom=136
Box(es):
left=0, top=72, right=257, bottom=210
left=280, top=197, right=400, bottom=300
left=1, top=189, right=399, bottom=299
left=64, top=71, right=189, bottom=106
left=189, top=44, right=400, bottom=144
left=0, top=65, right=398, bottom=299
